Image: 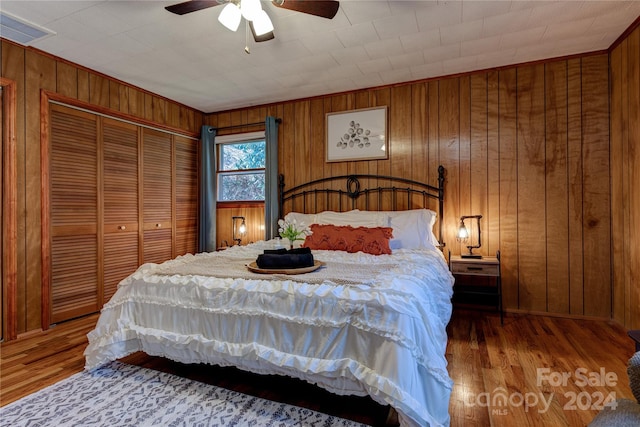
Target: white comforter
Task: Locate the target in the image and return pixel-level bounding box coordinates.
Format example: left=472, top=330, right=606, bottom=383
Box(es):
left=85, top=242, right=455, bottom=427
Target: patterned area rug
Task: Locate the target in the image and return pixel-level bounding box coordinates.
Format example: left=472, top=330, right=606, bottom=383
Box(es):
left=0, top=362, right=369, bottom=427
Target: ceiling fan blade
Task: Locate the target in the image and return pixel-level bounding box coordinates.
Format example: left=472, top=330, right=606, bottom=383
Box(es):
left=249, top=21, right=275, bottom=42
left=165, top=0, right=223, bottom=15
left=271, top=0, right=339, bottom=19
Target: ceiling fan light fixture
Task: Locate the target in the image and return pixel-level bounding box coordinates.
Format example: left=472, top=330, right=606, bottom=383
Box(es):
left=240, top=0, right=262, bottom=21
left=252, top=10, right=273, bottom=36
left=218, top=2, right=241, bottom=32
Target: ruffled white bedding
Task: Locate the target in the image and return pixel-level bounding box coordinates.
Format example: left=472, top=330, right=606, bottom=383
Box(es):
left=84, top=241, right=455, bottom=427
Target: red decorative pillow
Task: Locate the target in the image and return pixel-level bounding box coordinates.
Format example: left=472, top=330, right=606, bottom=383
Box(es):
left=302, top=224, right=393, bottom=255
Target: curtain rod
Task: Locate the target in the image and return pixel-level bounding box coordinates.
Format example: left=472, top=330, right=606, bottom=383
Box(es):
left=213, top=118, right=281, bottom=132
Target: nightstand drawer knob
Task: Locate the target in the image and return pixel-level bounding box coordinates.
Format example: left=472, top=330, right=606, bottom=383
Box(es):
left=466, top=266, right=483, bottom=271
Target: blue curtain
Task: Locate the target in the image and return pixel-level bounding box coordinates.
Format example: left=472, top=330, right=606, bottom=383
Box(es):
left=198, top=125, right=217, bottom=252
left=264, top=117, right=279, bottom=240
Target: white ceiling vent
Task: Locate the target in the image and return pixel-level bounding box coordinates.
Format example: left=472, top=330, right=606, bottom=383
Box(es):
left=0, top=12, right=55, bottom=45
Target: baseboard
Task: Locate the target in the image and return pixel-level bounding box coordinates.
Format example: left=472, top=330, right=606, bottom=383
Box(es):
left=504, top=308, right=615, bottom=323
left=15, top=328, right=44, bottom=340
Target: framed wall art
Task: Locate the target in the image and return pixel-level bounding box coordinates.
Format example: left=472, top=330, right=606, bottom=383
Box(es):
left=326, top=106, right=387, bottom=162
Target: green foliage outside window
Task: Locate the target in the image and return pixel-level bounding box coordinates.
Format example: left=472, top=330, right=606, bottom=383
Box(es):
left=221, top=142, right=265, bottom=170
left=218, top=140, right=265, bottom=201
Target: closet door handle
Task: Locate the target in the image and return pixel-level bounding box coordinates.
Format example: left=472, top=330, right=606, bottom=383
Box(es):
left=118, top=225, right=126, bottom=230
left=156, top=223, right=162, bottom=228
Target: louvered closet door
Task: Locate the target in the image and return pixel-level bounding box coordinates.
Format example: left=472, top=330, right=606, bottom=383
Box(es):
left=175, top=135, right=198, bottom=256
left=103, top=118, right=139, bottom=302
left=50, top=105, right=99, bottom=323
left=142, top=128, right=173, bottom=264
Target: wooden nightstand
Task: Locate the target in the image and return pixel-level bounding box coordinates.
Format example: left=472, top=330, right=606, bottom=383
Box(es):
left=449, top=251, right=502, bottom=324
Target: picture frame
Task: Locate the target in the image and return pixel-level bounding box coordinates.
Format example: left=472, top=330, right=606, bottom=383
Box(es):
left=326, top=106, right=387, bottom=162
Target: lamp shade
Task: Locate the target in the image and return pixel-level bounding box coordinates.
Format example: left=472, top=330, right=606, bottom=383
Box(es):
left=252, top=10, right=273, bottom=36
left=457, top=222, right=469, bottom=239
left=232, top=216, right=246, bottom=245
left=218, top=3, right=241, bottom=32
left=458, top=214, right=483, bottom=258
left=240, top=0, right=262, bottom=21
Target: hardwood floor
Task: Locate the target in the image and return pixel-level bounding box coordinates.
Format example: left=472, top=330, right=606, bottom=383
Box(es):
left=1, top=309, right=636, bottom=426
left=447, top=310, right=634, bottom=426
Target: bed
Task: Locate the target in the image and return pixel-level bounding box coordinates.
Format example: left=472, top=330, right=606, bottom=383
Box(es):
left=84, top=168, right=454, bottom=427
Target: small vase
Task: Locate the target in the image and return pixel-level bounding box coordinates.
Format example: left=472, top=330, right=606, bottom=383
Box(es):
left=288, top=239, right=294, bottom=250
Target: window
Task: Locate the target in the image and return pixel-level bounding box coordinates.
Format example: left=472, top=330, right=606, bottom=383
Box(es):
left=217, top=134, right=265, bottom=202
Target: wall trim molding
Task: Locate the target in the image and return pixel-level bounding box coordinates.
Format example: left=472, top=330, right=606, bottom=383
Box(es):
left=504, top=308, right=612, bottom=323
left=1, top=77, right=17, bottom=341
left=43, top=91, right=199, bottom=140
left=40, top=90, right=51, bottom=330
left=609, top=15, right=640, bottom=52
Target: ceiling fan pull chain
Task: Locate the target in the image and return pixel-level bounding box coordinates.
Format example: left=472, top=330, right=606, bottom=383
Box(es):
left=244, top=20, right=250, bottom=54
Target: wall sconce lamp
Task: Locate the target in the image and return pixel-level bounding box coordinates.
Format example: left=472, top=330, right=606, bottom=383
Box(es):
left=457, top=215, right=483, bottom=258
left=232, top=216, right=247, bottom=245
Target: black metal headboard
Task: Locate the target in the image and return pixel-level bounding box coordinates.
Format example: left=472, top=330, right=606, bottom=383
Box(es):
left=278, top=165, right=446, bottom=246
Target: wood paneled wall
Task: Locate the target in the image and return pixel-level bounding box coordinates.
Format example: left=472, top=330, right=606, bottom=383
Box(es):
left=1, top=40, right=204, bottom=336
left=216, top=205, right=265, bottom=249
left=207, top=53, right=611, bottom=318
left=610, top=25, right=640, bottom=330
left=0, top=34, right=631, bottom=333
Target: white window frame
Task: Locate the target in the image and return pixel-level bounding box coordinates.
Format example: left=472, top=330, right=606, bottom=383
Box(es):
left=216, top=131, right=266, bottom=202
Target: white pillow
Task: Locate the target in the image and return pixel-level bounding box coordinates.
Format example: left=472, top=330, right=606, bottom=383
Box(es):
left=283, top=212, right=318, bottom=227
left=315, top=210, right=389, bottom=228
left=386, top=209, right=439, bottom=250
left=389, top=238, right=402, bottom=250
left=350, top=208, right=436, bottom=250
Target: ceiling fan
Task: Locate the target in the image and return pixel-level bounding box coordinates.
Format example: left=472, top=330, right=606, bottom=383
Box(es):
left=165, top=0, right=340, bottom=43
